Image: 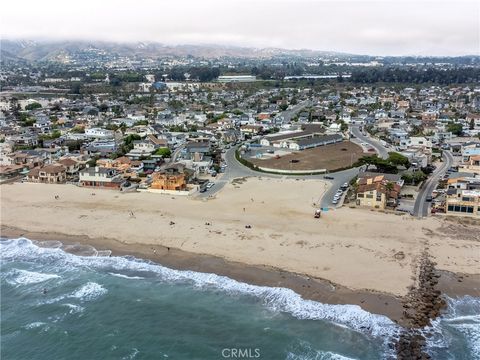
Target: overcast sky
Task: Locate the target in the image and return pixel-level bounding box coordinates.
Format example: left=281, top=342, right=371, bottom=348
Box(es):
left=1, top=0, right=479, bottom=56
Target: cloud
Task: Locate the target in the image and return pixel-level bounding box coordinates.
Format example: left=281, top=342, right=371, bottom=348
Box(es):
left=1, top=0, right=478, bottom=55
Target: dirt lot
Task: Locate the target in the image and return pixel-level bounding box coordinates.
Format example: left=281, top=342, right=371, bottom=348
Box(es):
left=249, top=141, right=365, bottom=171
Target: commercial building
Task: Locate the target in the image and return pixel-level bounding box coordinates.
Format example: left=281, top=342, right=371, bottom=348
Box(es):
left=217, top=75, right=256, bottom=83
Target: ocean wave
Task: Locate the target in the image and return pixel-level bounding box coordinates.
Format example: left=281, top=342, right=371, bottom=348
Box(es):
left=24, top=322, right=47, bottom=330
left=39, top=282, right=107, bottom=305
left=108, top=272, right=145, bottom=280
left=63, top=303, right=85, bottom=314
left=5, top=269, right=60, bottom=286
left=2, top=237, right=399, bottom=349
left=122, top=348, right=139, bottom=360
left=287, top=350, right=359, bottom=360
left=70, top=282, right=107, bottom=301
left=424, top=295, right=480, bottom=360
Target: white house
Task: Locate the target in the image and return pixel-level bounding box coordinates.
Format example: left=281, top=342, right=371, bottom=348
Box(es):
left=85, top=128, right=114, bottom=139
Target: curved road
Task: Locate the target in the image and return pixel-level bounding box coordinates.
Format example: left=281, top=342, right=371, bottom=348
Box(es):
left=350, top=125, right=390, bottom=159
left=413, top=151, right=453, bottom=217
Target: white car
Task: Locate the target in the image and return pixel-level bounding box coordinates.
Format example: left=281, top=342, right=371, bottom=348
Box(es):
left=332, top=199, right=339, bottom=204
left=206, top=182, right=214, bottom=189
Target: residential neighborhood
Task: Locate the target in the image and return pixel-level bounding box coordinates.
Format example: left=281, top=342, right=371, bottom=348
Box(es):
left=2, top=70, right=479, bottom=218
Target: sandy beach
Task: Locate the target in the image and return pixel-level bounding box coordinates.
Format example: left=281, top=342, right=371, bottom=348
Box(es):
left=1, top=179, right=479, bottom=322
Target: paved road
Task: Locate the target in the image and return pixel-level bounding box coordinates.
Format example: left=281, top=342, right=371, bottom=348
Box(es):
left=170, top=144, right=185, bottom=163
left=277, top=100, right=312, bottom=122
left=413, top=151, right=453, bottom=217
left=318, top=167, right=361, bottom=209
left=350, top=125, right=390, bottom=159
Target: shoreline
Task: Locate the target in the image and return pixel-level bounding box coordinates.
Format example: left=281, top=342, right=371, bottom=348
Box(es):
left=2, top=225, right=479, bottom=327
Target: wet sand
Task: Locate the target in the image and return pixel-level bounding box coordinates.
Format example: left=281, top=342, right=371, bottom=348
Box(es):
left=2, top=225, right=479, bottom=326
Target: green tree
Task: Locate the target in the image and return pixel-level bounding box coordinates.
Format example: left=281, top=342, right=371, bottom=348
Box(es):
left=401, top=170, right=427, bottom=185
left=154, top=147, right=171, bottom=157
left=25, top=102, right=42, bottom=111
left=387, top=152, right=410, bottom=168
left=168, top=100, right=184, bottom=112
left=39, top=130, right=61, bottom=140
left=71, top=126, right=85, bottom=133
left=446, top=123, right=463, bottom=136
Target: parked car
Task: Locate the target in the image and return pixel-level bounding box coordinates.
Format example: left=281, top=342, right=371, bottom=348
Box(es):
left=426, top=195, right=433, bottom=202
left=323, top=176, right=334, bottom=180
left=206, top=182, right=214, bottom=189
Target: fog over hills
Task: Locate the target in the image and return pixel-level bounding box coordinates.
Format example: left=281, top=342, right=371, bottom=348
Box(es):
left=0, top=39, right=355, bottom=62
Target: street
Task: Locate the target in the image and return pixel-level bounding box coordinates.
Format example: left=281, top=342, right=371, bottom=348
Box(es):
left=350, top=125, right=390, bottom=159
left=412, top=151, right=453, bottom=217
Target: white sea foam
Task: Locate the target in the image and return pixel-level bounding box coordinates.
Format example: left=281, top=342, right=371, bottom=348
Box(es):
left=423, top=295, right=480, bottom=360
left=122, top=348, right=139, bottom=360
left=5, top=269, right=60, bottom=286
left=39, top=283, right=107, bottom=305
left=70, top=282, right=107, bottom=301
left=24, top=322, right=46, bottom=329
left=63, top=303, right=85, bottom=314
left=286, top=345, right=359, bottom=360
left=108, top=272, right=145, bottom=280
left=0, top=238, right=402, bottom=343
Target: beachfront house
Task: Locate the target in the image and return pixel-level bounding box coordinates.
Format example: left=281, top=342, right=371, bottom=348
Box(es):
left=26, top=164, right=67, bottom=184
left=445, top=177, right=480, bottom=218
left=79, top=166, right=124, bottom=189
left=150, top=164, right=188, bottom=191
left=355, top=175, right=401, bottom=209
left=57, top=158, right=80, bottom=176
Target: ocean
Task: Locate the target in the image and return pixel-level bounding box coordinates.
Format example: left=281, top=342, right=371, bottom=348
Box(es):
left=1, top=238, right=479, bottom=360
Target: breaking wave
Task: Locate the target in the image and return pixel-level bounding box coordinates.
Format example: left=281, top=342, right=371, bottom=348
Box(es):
left=1, top=238, right=399, bottom=343
left=5, top=269, right=60, bottom=286
left=424, top=296, right=480, bottom=359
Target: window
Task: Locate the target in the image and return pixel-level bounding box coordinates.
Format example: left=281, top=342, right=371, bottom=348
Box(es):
left=366, top=194, right=373, bottom=199
left=357, top=194, right=364, bottom=198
